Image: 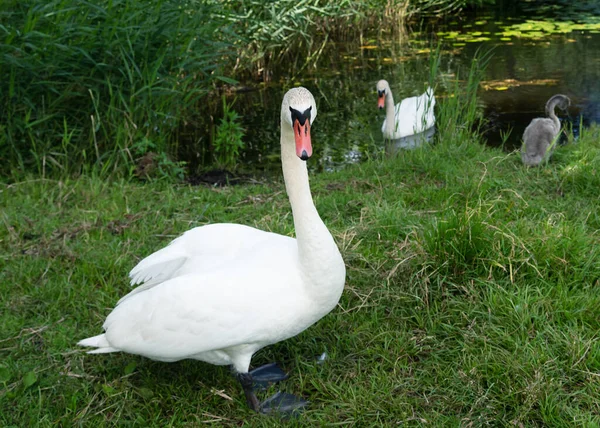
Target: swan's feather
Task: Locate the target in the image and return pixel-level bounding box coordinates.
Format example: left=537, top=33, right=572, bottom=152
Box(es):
left=87, top=238, right=340, bottom=368
left=382, top=87, right=436, bottom=139
left=125, top=224, right=286, bottom=299
left=77, top=334, right=119, bottom=353
left=82, top=224, right=340, bottom=368
left=521, top=94, right=569, bottom=166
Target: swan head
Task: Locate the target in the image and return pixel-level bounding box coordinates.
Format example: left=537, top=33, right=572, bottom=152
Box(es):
left=558, top=95, right=571, bottom=111
left=282, top=87, right=317, bottom=161
left=376, top=80, right=389, bottom=109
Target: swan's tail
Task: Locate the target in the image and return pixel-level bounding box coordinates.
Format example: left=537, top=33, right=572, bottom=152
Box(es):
left=78, top=334, right=119, bottom=354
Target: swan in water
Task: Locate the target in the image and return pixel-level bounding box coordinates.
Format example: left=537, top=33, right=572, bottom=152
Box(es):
left=78, top=87, right=346, bottom=414
left=521, top=94, right=571, bottom=166
left=377, top=79, right=436, bottom=141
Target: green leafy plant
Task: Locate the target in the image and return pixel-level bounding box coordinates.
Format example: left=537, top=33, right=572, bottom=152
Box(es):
left=213, top=97, right=246, bottom=171
left=130, top=137, right=186, bottom=182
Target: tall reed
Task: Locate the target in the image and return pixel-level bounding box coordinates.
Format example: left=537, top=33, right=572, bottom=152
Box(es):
left=0, top=0, right=232, bottom=177
left=213, top=0, right=488, bottom=79
left=435, top=47, right=493, bottom=147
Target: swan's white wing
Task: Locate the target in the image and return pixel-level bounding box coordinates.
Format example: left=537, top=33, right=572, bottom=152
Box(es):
left=393, top=88, right=436, bottom=138
left=129, top=237, right=188, bottom=287
left=127, top=223, right=285, bottom=293
left=104, top=243, right=316, bottom=363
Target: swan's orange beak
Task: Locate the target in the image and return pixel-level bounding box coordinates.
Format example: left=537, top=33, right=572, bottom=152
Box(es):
left=378, top=94, right=385, bottom=109
left=293, top=119, right=312, bottom=160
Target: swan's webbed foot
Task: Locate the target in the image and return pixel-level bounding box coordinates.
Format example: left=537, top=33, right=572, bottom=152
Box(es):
left=236, top=365, right=308, bottom=415
left=249, top=363, right=289, bottom=390
left=260, top=391, right=309, bottom=415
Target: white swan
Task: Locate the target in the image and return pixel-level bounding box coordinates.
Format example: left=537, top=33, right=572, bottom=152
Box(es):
left=377, top=79, right=436, bottom=140
left=521, top=94, right=570, bottom=166
left=78, top=87, right=346, bottom=414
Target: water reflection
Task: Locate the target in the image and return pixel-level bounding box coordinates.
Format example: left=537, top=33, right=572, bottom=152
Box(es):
left=386, top=126, right=436, bottom=155
left=441, top=5, right=600, bottom=149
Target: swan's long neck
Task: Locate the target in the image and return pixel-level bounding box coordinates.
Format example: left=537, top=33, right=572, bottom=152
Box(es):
left=545, top=95, right=564, bottom=133
left=280, top=124, right=344, bottom=302
left=384, top=85, right=396, bottom=136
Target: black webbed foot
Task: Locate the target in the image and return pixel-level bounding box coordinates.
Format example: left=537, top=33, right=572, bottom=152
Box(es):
left=236, top=364, right=308, bottom=415
left=249, top=363, right=289, bottom=390
left=260, top=391, right=309, bottom=416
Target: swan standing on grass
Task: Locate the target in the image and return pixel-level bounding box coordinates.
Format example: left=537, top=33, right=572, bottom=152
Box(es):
left=521, top=94, right=571, bottom=166
left=78, top=87, right=346, bottom=414
left=377, top=79, right=436, bottom=140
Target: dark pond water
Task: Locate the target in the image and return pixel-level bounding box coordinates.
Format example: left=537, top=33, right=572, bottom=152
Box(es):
left=189, top=1, right=600, bottom=174
left=449, top=1, right=600, bottom=150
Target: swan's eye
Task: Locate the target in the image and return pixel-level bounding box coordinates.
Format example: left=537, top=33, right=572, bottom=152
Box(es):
left=289, top=106, right=312, bottom=126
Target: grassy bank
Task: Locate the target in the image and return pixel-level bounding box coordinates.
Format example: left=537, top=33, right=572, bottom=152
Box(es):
left=2, top=121, right=599, bottom=425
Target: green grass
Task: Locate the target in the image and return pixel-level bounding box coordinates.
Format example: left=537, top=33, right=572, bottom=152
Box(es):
left=2, top=120, right=599, bottom=425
